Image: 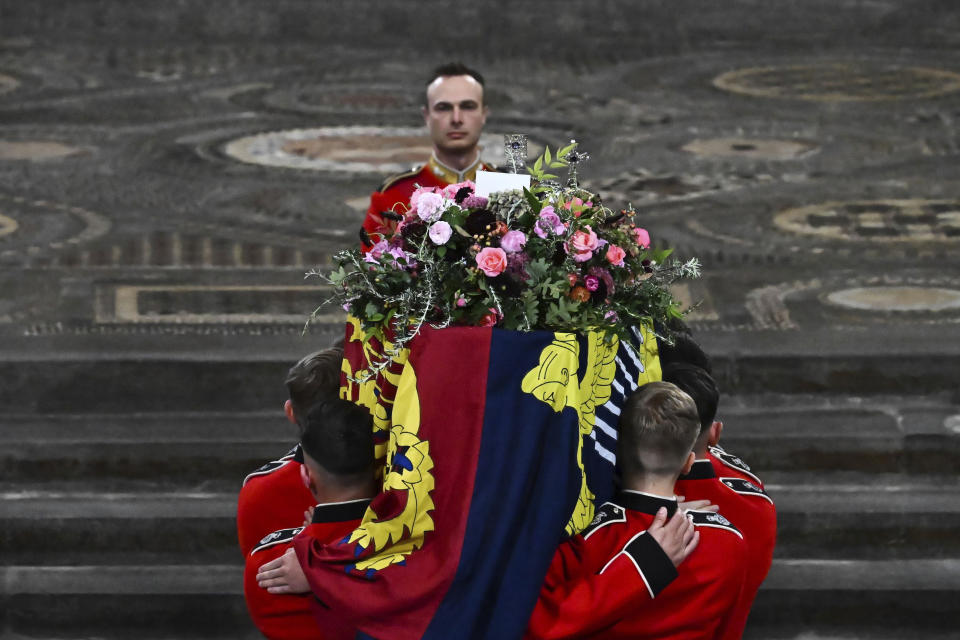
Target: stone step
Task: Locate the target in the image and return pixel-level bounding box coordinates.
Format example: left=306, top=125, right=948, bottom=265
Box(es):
left=0, top=412, right=296, bottom=490
left=715, top=394, right=960, bottom=474
left=2, top=560, right=958, bottom=639
left=2, top=396, right=957, bottom=489
left=3, top=328, right=960, bottom=416
left=4, top=477, right=960, bottom=564
left=748, top=558, right=960, bottom=638
left=0, top=491, right=242, bottom=565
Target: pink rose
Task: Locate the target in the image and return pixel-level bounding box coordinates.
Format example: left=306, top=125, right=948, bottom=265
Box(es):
left=606, top=245, right=626, bottom=266
left=572, top=250, right=593, bottom=263
left=409, top=186, right=440, bottom=212
left=633, top=227, right=651, bottom=249
left=571, top=226, right=599, bottom=253
left=479, top=307, right=500, bottom=327
left=500, top=230, right=527, bottom=253
left=456, top=296, right=467, bottom=308
left=475, top=247, right=507, bottom=277
left=428, top=221, right=452, bottom=245
left=441, top=180, right=476, bottom=200
left=416, top=192, right=445, bottom=222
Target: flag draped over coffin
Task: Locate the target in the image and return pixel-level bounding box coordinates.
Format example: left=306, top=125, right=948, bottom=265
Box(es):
left=293, top=318, right=661, bottom=640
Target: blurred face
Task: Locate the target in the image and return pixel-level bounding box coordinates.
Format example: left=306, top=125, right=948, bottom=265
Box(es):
left=423, top=74, right=488, bottom=158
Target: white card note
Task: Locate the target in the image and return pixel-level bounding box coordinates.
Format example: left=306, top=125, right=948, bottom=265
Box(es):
left=474, top=170, right=531, bottom=198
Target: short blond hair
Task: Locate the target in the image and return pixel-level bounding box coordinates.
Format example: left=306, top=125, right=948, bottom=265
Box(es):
left=618, top=381, right=700, bottom=476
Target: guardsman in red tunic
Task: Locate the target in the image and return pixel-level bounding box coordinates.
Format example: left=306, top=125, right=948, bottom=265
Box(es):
left=527, top=382, right=747, bottom=640
left=254, top=398, right=377, bottom=636
left=361, top=62, right=494, bottom=247
left=668, top=363, right=777, bottom=639
left=243, top=498, right=369, bottom=640
left=236, top=347, right=343, bottom=556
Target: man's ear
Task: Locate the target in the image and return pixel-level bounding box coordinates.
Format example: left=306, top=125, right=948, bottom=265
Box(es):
left=422, top=104, right=429, bottom=123
left=681, top=451, right=695, bottom=476
left=299, top=464, right=311, bottom=490
left=284, top=400, right=296, bottom=425
left=708, top=420, right=723, bottom=447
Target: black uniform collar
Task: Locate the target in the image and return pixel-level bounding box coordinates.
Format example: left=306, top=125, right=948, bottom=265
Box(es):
left=679, top=459, right=716, bottom=480
left=293, top=443, right=304, bottom=464
left=311, top=498, right=371, bottom=524
left=614, top=490, right=679, bottom=517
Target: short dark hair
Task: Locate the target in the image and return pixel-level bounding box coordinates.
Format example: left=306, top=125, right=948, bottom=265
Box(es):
left=618, top=381, right=700, bottom=477
left=285, top=348, right=344, bottom=423
left=662, top=363, right=718, bottom=434
left=300, top=398, right=374, bottom=479
left=425, top=62, right=485, bottom=103
left=658, top=333, right=712, bottom=374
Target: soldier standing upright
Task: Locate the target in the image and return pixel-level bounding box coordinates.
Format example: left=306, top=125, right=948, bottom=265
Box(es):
left=361, top=62, right=495, bottom=246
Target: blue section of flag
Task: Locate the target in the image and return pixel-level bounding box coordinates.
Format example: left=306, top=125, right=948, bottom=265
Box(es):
left=423, top=329, right=584, bottom=640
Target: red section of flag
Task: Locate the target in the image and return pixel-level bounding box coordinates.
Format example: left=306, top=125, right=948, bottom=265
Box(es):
left=295, top=326, right=493, bottom=639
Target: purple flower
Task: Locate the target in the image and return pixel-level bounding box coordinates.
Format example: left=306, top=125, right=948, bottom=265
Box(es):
left=584, top=275, right=600, bottom=291
left=588, top=266, right=615, bottom=296
left=462, top=194, right=488, bottom=209
left=534, top=206, right=564, bottom=239
left=500, top=230, right=527, bottom=253
left=429, top=220, right=453, bottom=245
left=604, top=310, right=618, bottom=323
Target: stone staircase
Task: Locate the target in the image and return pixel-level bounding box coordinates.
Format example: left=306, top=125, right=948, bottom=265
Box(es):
left=2, top=347, right=959, bottom=639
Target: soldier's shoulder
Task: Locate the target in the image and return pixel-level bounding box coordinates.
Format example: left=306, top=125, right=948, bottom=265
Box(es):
left=719, top=476, right=774, bottom=504
left=580, top=502, right=627, bottom=539
left=377, top=165, right=427, bottom=192
left=709, top=445, right=764, bottom=486
left=688, top=509, right=743, bottom=539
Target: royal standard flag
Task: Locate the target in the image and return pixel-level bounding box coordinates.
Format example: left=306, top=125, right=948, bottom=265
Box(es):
left=293, top=319, right=661, bottom=639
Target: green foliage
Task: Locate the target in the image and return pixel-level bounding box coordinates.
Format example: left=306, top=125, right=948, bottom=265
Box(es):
left=311, top=145, right=702, bottom=376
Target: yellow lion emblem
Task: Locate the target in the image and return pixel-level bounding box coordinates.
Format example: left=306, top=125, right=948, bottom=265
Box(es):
left=521, top=325, right=660, bottom=536
left=346, top=354, right=436, bottom=571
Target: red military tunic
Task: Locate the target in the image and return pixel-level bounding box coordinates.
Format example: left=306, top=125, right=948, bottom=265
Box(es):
left=526, top=491, right=747, bottom=640
left=676, top=458, right=777, bottom=639
left=237, top=444, right=317, bottom=557
left=708, top=444, right=766, bottom=489
left=361, top=154, right=493, bottom=246
left=243, top=499, right=371, bottom=640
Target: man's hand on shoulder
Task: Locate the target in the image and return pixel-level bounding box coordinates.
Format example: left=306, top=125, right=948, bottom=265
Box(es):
left=256, top=547, right=310, bottom=595
left=677, top=496, right=719, bottom=513
left=647, top=507, right=699, bottom=568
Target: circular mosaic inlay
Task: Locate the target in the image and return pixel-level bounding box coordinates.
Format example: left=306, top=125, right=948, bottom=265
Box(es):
left=222, top=126, right=537, bottom=173
left=825, top=286, right=960, bottom=312
left=774, top=199, right=960, bottom=242
left=0, top=212, right=18, bottom=237
left=0, top=73, right=20, bottom=95
left=713, top=63, right=960, bottom=102
left=0, top=141, right=84, bottom=161
left=681, top=137, right=818, bottom=160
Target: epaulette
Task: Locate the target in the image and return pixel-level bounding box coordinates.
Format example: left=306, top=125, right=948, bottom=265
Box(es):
left=242, top=445, right=300, bottom=486
left=581, top=502, right=627, bottom=539
left=377, top=165, right=424, bottom=192
left=720, top=477, right=774, bottom=504
left=709, top=445, right=763, bottom=486
left=687, top=510, right=743, bottom=539
left=250, top=526, right=304, bottom=555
